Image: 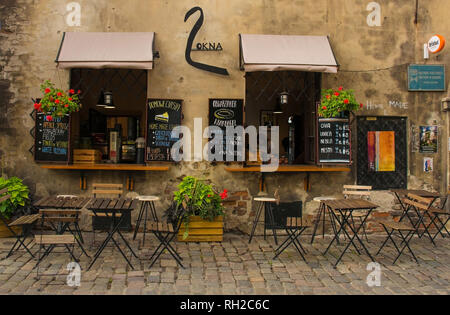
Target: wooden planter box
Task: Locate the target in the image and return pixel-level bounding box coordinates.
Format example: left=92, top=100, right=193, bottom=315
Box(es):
left=178, top=216, right=223, bottom=242
left=0, top=219, right=21, bottom=238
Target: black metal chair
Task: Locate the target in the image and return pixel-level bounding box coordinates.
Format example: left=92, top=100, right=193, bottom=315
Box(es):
left=274, top=215, right=313, bottom=262
left=376, top=196, right=421, bottom=264
left=425, top=193, right=450, bottom=241
left=147, top=202, right=186, bottom=268
left=0, top=188, right=40, bottom=258
left=34, top=209, right=90, bottom=278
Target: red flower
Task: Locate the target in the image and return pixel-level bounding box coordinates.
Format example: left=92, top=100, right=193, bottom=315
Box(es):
left=334, top=92, right=340, bottom=97
left=344, top=99, right=349, bottom=104
left=68, top=97, right=73, bottom=101
left=33, top=103, right=40, bottom=110
left=360, top=103, right=364, bottom=108
left=65, top=104, right=69, bottom=108
left=326, top=95, right=331, bottom=99
left=57, top=92, right=62, bottom=97
left=45, top=88, right=51, bottom=94
left=69, top=89, right=75, bottom=94
left=322, top=106, right=327, bottom=110
left=55, top=99, right=60, bottom=104
left=220, top=189, right=228, bottom=200
left=46, top=115, right=53, bottom=121
left=338, top=86, right=343, bottom=91
left=208, top=194, right=211, bottom=198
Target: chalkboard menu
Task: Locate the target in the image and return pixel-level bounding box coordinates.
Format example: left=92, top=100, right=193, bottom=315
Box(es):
left=208, top=99, right=244, bottom=161
left=146, top=99, right=182, bottom=162
left=34, top=113, right=70, bottom=163
left=318, top=118, right=351, bottom=164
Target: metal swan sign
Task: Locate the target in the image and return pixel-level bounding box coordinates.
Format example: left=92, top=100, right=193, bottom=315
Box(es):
left=184, top=7, right=229, bottom=76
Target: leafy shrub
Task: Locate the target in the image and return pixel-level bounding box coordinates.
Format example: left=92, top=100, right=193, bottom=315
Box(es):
left=0, top=177, right=30, bottom=219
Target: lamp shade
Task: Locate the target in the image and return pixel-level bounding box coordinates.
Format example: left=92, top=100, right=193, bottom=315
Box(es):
left=96, top=90, right=106, bottom=107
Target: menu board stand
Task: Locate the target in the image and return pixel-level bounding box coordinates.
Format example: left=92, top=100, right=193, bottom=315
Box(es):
left=317, top=117, right=351, bottom=165
left=34, top=112, right=71, bottom=164
left=146, top=99, right=183, bottom=162
left=208, top=99, right=244, bottom=162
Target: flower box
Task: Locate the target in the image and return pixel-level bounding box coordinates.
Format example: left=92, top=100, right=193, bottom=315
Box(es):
left=0, top=220, right=21, bottom=238
left=178, top=216, right=224, bottom=242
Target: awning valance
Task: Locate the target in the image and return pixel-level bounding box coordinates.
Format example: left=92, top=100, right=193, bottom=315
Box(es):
left=240, top=34, right=339, bottom=73
left=56, top=32, right=155, bottom=70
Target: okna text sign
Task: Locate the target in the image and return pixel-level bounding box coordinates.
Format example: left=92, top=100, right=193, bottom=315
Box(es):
left=408, top=64, right=446, bottom=91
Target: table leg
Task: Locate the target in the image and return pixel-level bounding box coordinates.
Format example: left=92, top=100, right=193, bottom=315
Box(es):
left=333, top=209, right=375, bottom=268
left=324, top=207, right=361, bottom=256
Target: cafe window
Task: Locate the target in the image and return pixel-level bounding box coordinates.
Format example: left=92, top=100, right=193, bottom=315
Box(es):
left=69, top=68, right=148, bottom=164
left=245, top=71, right=321, bottom=165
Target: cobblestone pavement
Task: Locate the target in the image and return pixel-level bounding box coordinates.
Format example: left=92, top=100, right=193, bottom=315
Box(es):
left=0, top=232, right=448, bottom=295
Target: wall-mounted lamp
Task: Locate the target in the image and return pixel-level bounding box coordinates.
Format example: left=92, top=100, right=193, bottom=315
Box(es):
left=97, top=90, right=115, bottom=109
left=279, top=91, right=289, bottom=106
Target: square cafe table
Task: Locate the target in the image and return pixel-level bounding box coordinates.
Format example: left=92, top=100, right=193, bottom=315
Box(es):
left=323, top=199, right=379, bottom=268
left=87, top=198, right=139, bottom=270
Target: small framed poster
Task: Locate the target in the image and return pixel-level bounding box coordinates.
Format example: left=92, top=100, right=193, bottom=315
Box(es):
left=419, top=126, right=438, bottom=153
left=424, top=157, right=433, bottom=173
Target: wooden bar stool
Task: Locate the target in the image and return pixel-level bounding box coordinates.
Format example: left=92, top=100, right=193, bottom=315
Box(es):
left=133, top=195, right=160, bottom=247
left=249, top=190, right=280, bottom=245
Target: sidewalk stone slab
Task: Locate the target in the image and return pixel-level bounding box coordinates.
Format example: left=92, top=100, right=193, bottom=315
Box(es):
left=0, top=233, right=448, bottom=295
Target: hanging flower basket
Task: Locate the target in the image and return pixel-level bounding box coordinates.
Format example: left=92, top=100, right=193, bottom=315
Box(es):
left=318, top=87, right=363, bottom=119
left=33, top=80, right=82, bottom=121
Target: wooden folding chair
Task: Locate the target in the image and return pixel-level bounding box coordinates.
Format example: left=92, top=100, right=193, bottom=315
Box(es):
left=401, top=193, right=439, bottom=246
left=0, top=188, right=39, bottom=258
left=274, top=216, right=313, bottom=261
left=90, top=183, right=124, bottom=247
left=147, top=202, right=187, bottom=269
left=34, top=209, right=89, bottom=278
left=409, top=193, right=450, bottom=242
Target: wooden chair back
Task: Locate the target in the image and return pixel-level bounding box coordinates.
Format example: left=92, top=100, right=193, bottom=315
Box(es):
left=92, top=183, right=123, bottom=198
left=0, top=188, right=10, bottom=204
left=343, top=185, right=372, bottom=200
left=404, top=193, right=433, bottom=210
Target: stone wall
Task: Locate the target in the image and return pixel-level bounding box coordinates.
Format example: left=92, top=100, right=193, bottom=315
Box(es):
left=0, top=0, right=449, bottom=234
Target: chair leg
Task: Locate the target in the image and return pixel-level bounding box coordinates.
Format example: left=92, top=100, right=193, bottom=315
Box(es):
left=394, top=231, right=418, bottom=264
left=249, top=202, right=263, bottom=244
left=376, top=226, right=397, bottom=256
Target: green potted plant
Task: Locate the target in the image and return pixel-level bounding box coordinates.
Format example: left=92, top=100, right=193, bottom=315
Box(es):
left=0, top=177, right=30, bottom=237
left=318, top=87, right=363, bottom=118
left=173, top=176, right=226, bottom=242
left=33, top=80, right=82, bottom=121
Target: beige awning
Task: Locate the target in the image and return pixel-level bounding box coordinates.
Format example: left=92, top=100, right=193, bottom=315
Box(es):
left=240, top=34, right=339, bottom=73
left=56, top=32, right=155, bottom=69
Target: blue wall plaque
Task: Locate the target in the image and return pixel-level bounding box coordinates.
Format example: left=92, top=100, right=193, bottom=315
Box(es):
left=408, top=64, right=446, bottom=91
